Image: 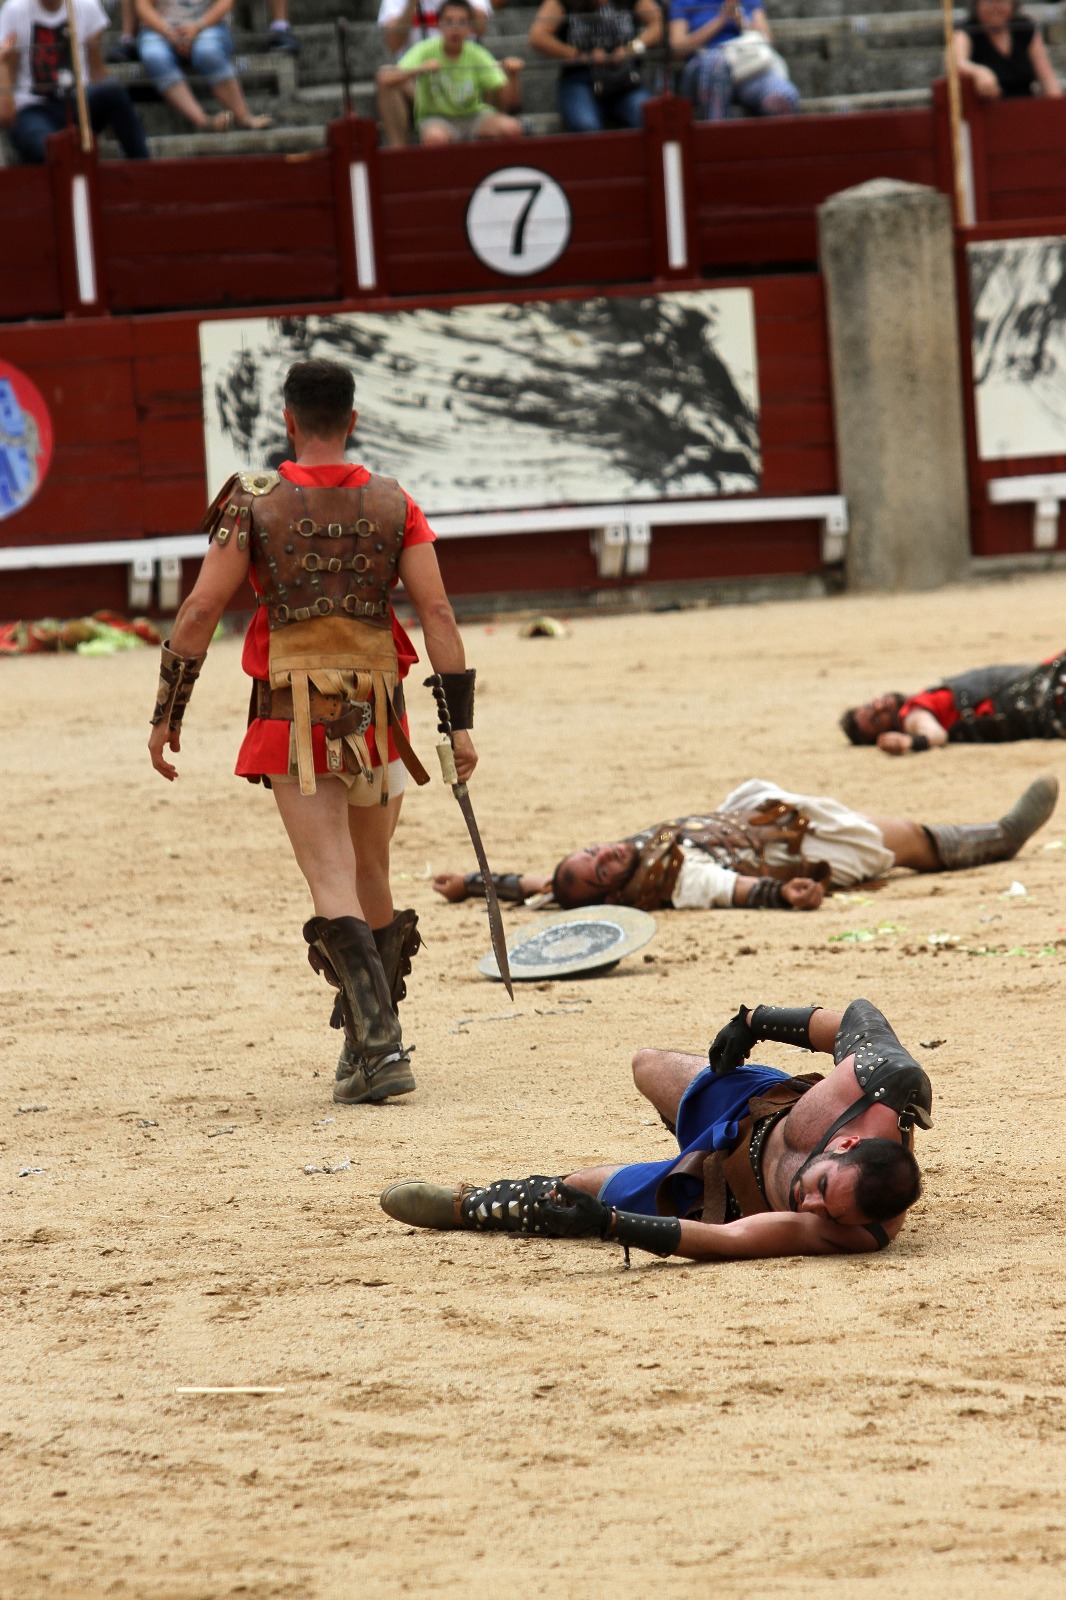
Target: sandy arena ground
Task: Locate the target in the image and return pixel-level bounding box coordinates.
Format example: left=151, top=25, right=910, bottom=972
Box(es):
left=4, top=570, right=1066, bottom=1598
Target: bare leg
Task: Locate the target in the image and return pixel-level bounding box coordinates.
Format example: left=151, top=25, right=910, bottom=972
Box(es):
left=869, top=816, right=939, bottom=872
left=377, top=79, right=414, bottom=147
left=159, top=79, right=221, bottom=130
left=349, top=792, right=404, bottom=929
left=211, top=75, right=272, bottom=128
left=631, top=1048, right=706, bottom=1125
left=272, top=777, right=362, bottom=919
left=560, top=1164, right=617, bottom=1195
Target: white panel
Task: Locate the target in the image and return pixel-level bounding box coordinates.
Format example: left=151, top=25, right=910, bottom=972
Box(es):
left=349, top=161, right=377, bottom=291
left=71, top=175, right=97, bottom=305
left=662, top=141, right=687, bottom=272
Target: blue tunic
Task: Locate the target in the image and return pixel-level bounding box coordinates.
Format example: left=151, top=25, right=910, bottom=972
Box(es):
left=600, top=1063, right=790, bottom=1216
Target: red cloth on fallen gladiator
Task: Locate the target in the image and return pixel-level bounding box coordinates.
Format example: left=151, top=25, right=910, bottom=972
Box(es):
left=235, top=461, right=435, bottom=778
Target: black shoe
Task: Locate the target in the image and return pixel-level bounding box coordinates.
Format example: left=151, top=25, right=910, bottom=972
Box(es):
left=105, top=37, right=140, bottom=64
left=268, top=29, right=300, bottom=53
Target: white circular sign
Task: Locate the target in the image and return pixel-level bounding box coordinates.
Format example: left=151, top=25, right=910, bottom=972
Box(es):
left=465, top=166, right=572, bottom=277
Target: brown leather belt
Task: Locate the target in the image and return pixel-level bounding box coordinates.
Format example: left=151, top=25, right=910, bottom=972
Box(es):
left=256, top=679, right=376, bottom=741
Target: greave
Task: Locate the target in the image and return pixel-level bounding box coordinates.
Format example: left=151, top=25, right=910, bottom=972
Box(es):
left=303, top=915, right=416, bottom=1104
left=458, top=1176, right=564, bottom=1235
left=924, top=775, right=1058, bottom=870
left=372, top=909, right=422, bottom=1009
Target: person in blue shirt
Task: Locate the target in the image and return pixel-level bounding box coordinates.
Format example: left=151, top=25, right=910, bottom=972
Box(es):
left=669, top=0, right=798, bottom=120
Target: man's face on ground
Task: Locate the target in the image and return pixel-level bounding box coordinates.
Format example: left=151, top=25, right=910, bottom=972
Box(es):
left=556, top=841, right=638, bottom=905
left=788, top=1152, right=870, bottom=1228
left=852, top=694, right=902, bottom=741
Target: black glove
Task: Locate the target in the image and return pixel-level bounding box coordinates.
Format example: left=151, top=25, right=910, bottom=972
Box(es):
left=539, top=1182, right=611, bottom=1239
left=708, top=1005, right=755, bottom=1074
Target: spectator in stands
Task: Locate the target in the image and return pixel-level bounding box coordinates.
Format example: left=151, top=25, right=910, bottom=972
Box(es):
left=377, top=0, right=495, bottom=146
left=528, top=0, right=662, bottom=133
left=952, top=0, right=1061, bottom=100
left=377, top=0, right=522, bottom=145
left=267, top=0, right=298, bottom=55
left=670, top=0, right=798, bottom=121
left=134, top=0, right=273, bottom=131
left=0, top=0, right=149, bottom=160
left=110, top=0, right=297, bottom=63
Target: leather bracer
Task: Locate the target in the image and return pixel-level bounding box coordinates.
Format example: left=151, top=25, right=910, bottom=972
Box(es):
left=150, top=639, right=206, bottom=729
left=439, top=670, right=476, bottom=731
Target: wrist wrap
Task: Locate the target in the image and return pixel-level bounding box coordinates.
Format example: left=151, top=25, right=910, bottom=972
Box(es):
left=909, top=734, right=931, bottom=752
left=463, top=871, right=526, bottom=904
left=150, top=639, right=206, bottom=729
left=747, top=876, right=789, bottom=909
left=749, top=1004, right=821, bottom=1050
left=606, top=1208, right=682, bottom=1258
left=439, top=670, right=476, bottom=730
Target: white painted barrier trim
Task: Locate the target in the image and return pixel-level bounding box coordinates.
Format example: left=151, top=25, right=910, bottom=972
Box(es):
left=350, top=161, right=377, bottom=291
left=0, top=498, right=849, bottom=572
left=959, top=120, right=976, bottom=228
left=662, top=141, right=687, bottom=272
left=987, top=473, right=1066, bottom=503
left=71, top=174, right=97, bottom=305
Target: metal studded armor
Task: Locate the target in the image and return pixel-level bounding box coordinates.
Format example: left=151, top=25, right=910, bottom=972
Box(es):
left=203, top=470, right=429, bottom=801
left=942, top=656, right=1066, bottom=743
left=616, top=806, right=832, bottom=911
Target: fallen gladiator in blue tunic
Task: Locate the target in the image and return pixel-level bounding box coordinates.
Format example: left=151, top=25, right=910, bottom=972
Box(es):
left=381, top=999, right=932, bottom=1263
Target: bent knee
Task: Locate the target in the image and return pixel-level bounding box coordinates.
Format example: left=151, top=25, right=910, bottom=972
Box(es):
left=631, top=1047, right=660, bottom=1089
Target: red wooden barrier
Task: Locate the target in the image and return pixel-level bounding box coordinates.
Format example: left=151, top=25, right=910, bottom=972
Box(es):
left=0, top=166, right=64, bottom=320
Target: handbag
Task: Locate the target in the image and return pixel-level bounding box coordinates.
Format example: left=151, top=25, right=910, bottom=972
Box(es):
left=719, top=30, right=787, bottom=85
left=591, top=58, right=643, bottom=99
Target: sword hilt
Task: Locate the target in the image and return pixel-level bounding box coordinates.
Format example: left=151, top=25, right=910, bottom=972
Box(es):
left=424, top=674, right=453, bottom=740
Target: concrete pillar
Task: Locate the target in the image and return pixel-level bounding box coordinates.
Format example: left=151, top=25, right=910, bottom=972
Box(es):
left=818, top=179, right=970, bottom=591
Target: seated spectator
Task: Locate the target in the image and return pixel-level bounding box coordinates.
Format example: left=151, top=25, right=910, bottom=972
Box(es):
left=376, top=0, right=494, bottom=147
left=952, top=0, right=1061, bottom=100
left=670, top=0, right=798, bottom=122
left=0, top=0, right=149, bottom=161
left=105, top=0, right=140, bottom=61
left=134, top=0, right=272, bottom=132
left=528, top=0, right=661, bottom=134
left=377, top=0, right=521, bottom=146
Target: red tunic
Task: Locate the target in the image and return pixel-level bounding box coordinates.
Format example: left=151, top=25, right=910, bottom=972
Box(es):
left=234, top=461, right=435, bottom=779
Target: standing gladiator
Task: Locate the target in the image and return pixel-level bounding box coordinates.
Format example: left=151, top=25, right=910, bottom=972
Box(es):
left=148, top=359, right=478, bottom=1106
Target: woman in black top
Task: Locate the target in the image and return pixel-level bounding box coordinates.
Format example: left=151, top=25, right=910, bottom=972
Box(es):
left=952, top=0, right=1061, bottom=99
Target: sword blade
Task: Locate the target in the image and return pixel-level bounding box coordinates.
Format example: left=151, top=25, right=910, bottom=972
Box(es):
left=453, top=782, right=514, bottom=999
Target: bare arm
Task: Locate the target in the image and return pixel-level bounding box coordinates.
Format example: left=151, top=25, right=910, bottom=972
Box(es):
left=673, top=1209, right=893, bottom=1260
left=433, top=869, right=549, bottom=901
left=952, top=27, right=1002, bottom=99
left=670, top=0, right=742, bottom=58
left=135, top=0, right=177, bottom=35
left=750, top=7, right=771, bottom=41
left=529, top=0, right=580, bottom=61
left=87, top=35, right=107, bottom=80
left=191, top=0, right=235, bottom=33
left=633, top=0, right=662, bottom=47
left=397, top=540, right=478, bottom=782
left=0, top=35, right=17, bottom=128
left=485, top=58, right=523, bottom=111
left=147, top=536, right=251, bottom=780
left=377, top=58, right=440, bottom=88
left=878, top=706, right=948, bottom=755
left=1030, top=28, right=1062, bottom=97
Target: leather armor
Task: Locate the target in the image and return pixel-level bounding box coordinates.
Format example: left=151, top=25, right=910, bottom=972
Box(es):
left=944, top=655, right=1066, bottom=743
left=617, top=806, right=832, bottom=911
left=203, top=471, right=429, bottom=799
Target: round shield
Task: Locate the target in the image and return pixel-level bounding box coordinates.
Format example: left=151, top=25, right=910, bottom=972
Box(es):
left=478, top=905, right=657, bottom=983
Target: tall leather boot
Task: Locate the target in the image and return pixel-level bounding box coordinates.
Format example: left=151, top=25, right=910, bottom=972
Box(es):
left=372, top=909, right=422, bottom=1009
left=303, top=915, right=416, bottom=1105
left=924, top=775, right=1058, bottom=870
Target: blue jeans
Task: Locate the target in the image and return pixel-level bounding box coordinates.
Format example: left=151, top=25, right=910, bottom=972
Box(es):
left=558, top=68, right=649, bottom=133
left=680, top=48, right=799, bottom=121
left=10, top=82, right=149, bottom=162
left=138, top=25, right=236, bottom=92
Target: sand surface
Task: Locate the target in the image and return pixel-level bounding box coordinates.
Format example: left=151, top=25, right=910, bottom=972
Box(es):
left=4, top=571, right=1066, bottom=1598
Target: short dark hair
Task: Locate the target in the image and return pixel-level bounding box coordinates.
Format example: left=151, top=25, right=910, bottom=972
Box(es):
left=551, top=857, right=599, bottom=909
left=282, top=359, right=355, bottom=439
left=837, top=1138, right=922, bottom=1222
left=839, top=694, right=905, bottom=745
left=439, top=0, right=474, bottom=16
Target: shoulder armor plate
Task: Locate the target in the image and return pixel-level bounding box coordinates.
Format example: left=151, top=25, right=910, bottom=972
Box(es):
left=238, top=470, right=281, bottom=496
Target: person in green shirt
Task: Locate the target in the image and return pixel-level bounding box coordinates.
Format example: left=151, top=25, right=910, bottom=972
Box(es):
left=377, top=0, right=523, bottom=144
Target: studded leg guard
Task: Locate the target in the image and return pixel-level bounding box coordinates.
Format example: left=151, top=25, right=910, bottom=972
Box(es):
left=458, top=1175, right=566, bottom=1235
left=924, top=775, right=1058, bottom=870
left=303, top=915, right=416, bottom=1105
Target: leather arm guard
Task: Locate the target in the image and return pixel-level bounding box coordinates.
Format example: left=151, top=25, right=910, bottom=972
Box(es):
left=463, top=871, right=527, bottom=904
left=540, top=1183, right=681, bottom=1259
left=909, top=734, right=931, bottom=752
left=709, top=1003, right=821, bottom=1074
left=834, top=998, right=933, bottom=1130
left=746, top=876, right=790, bottom=909
left=439, top=670, right=476, bottom=730
left=150, top=639, right=206, bottom=729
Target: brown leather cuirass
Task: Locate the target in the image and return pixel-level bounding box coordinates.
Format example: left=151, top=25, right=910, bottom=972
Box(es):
left=203, top=470, right=428, bottom=800
left=617, top=806, right=827, bottom=911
